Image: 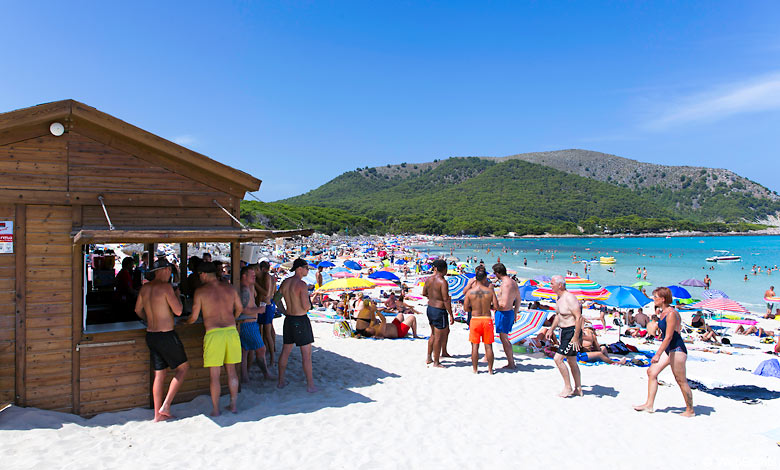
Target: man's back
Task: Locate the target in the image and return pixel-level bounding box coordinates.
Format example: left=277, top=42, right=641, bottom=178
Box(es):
left=465, top=286, right=496, bottom=317
left=257, top=271, right=275, bottom=302
left=195, top=281, right=239, bottom=331
left=280, top=277, right=309, bottom=316
left=497, top=276, right=519, bottom=311
left=138, top=280, right=179, bottom=332
left=424, top=275, right=447, bottom=309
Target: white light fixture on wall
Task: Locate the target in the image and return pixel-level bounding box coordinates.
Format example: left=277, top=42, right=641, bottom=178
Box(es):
left=50, top=122, right=65, bottom=136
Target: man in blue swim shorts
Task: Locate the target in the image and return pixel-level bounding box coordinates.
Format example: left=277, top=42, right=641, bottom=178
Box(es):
left=423, top=259, right=453, bottom=368
left=239, top=267, right=273, bottom=382
left=493, top=263, right=518, bottom=369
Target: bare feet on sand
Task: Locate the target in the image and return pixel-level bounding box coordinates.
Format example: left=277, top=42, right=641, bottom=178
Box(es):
left=441, top=352, right=452, bottom=358
left=307, top=384, right=318, bottom=393
left=426, top=357, right=433, bottom=365
left=633, top=404, right=655, bottom=413
left=500, top=364, right=516, bottom=370
left=680, top=409, right=695, bottom=417
left=431, top=363, right=445, bottom=369
left=277, top=379, right=289, bottom=389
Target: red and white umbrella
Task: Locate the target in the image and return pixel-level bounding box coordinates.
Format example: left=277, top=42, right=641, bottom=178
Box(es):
left=689, top=298, right=748, bottom=313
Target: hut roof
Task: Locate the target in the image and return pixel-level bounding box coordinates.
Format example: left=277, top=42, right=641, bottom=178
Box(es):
left=0, top=99, right=262, bottom=198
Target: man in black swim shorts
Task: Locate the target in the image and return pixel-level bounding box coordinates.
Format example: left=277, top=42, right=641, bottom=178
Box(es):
left=277, top=258, right=318, bottom=393
left=423, top=259, right=453, bottom=368
left=135, top=259, right=190, bottom=421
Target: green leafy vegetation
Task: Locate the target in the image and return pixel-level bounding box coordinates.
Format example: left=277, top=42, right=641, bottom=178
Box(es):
left=241, top=156, right=776, bottom=235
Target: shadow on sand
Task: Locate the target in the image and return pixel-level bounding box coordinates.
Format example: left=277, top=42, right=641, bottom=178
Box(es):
left=581, top=384, right=619, bottom=398
left=654, top=405, right=715, bottom=416
left=0, top=346, right=399, bottom=430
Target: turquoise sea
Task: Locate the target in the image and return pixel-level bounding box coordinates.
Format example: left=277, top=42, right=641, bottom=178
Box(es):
left=422, top=235, right=780, bottom=312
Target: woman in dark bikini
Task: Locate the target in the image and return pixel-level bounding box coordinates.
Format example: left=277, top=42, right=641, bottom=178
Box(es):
left=634, top=287, right=694, bottom=417
left=354, top=298, right=377, bottom=336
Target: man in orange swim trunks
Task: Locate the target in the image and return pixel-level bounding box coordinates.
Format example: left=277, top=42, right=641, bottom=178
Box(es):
left=464, top=268, right=500, bottom=374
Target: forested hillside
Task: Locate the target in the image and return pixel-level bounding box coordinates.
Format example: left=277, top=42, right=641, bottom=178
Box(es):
left=243, top=155, right=773, bottom=235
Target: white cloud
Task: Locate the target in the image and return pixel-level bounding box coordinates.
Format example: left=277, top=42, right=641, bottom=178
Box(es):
left=645, top=72, right=780, bottom=130
left=172, top=134, right=198, bottom=147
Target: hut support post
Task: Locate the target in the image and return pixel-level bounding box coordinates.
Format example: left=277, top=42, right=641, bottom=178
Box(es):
left=14, top=204, right=26, bottom=406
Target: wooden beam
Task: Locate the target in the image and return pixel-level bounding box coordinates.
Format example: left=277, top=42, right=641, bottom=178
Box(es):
left=0, top=189, right=237, bottom=208
left=14, top=204, right=26, bottom=406
left=71, top=228, right=314, bottom=244
left=179, top=243, right=188, bottom=287
left=71, top=205, right=83, bottom=414
left=231, top=242, right=240, bottom=292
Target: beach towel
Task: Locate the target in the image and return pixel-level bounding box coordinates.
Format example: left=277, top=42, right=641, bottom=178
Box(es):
left=754, top=358, right=780, bottom=379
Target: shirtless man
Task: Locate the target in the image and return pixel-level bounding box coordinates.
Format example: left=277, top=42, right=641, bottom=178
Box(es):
left=254, top=261, right=278, bottom=365
left=238, top=267, right=273, bottom=382
left=424, top=259, right=453, bottom=368
left=765, top=286, right=775, bottom=318
left=462, top=266, right=492, bottom=325
left=464, top=269, right=499, bottom=374
left=493, top=263, right=518, bottom=369
left=134, top=259, right=189, bottom=422
left=277, top=258, right=317, bottom=393
left=545, top=275, right=584, bottom=397
left=186, top=262, right=243, bottom=416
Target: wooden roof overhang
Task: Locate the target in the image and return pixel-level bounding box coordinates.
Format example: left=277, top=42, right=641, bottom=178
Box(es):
left=72, top=228, right=314, bottom=244
left=0, top=99, right=262, bottom=198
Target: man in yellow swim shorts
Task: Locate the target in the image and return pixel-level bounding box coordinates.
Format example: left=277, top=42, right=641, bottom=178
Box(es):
left=186, top=261, right=243, bottom=417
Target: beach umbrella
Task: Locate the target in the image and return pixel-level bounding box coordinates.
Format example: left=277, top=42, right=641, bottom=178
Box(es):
left=330, top=271, right=356, bottom=279
left=599, top=286, right=652, bottom=309
left=518, top=283, right=541, bottom=301
left=679, top=278, right=706, bottom=287
left=535, top=275, right=551, bottom=282
left=344, top=260, right=362, bottom=270
left=702, top=289, right=729, bottom=299
left=368, top=271, right=400, bottom=281
left=533, top=276, right=610, bottom=301
left=317, top=261, right=335, bottom=268
left=494, top=309, right=549, bottom=344
left=630, top=280, right=652, bottom=288
left=316, top=277, right=376, bottom=292
left=689, top=298, right=748, bottom=313
left=666, top=285, right=691, bottom=299
left=395, top=259, right=408, bottom=265
left=302, top=271, right=332, bottom=286
left=447, top=274, right=469, bottom=301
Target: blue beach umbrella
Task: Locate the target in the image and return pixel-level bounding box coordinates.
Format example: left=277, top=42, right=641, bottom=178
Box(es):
left=599, top=286, right=652, bottom=309
left=666, top=285, right=691, bottom=299
left=344, top=260, right=362, bottom=270
left=368, top=271, right=400, bottom=281
left=317, top=261, right=335, bottom=268
left=518, top=283, right=541, bottom=301
left=447, top=274, right=469, bottom=301
left=395, top=259, right=408, bottom=265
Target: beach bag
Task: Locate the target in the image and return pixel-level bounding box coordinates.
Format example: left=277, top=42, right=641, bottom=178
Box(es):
left=333, top=320, right=354, bottom=338
left=607, top=341, right=630, bottom=355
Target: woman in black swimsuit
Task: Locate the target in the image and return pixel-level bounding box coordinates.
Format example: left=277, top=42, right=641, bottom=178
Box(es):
left=634, top=286, right=695, bottom=417
left=354, top=299, right=377, bottom=337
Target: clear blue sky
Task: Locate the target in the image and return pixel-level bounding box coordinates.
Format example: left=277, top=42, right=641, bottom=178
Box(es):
left=2, top=1, right=779, bottom=201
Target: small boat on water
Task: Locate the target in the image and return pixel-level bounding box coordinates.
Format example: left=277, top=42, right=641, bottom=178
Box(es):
left=600, top=256, right=616, bottom=264
left=706, top=250, right=741, bottom=262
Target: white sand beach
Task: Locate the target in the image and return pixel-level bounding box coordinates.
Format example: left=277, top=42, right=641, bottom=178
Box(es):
left=2, top=308, right=779, bottom=469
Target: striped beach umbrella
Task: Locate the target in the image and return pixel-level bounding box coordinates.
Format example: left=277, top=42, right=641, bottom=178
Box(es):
left=532, top=276, right=610, bottom=301
left=494, top=309, right=549, bottom=344
left=765, top=296, right=780, bottom=303
left=702, top=289, right=729, bottom=299
left=689, top=298, right=748, bottom=313
left=447, top=274, right=469, bottom=301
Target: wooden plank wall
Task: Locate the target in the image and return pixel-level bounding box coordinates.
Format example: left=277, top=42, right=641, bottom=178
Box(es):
left=0, top=205, right=15, bottom=403
left=78, top=330, right=149, bottom=416
left=25, top=205, right=73, bottom=411
left=0, top=136, right=67, bottom=191
left=67, top=133, right=229, bottom=197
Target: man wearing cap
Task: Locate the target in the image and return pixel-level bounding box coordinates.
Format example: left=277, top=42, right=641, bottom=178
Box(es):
left=277, top=258, right=317, bottom=393
left=186, top=261, right=243, bottom=416
left=135, top=259, right=189, bottom=422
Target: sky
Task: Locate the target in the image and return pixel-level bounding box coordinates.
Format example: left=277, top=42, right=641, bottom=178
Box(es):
left=2, top=1, right=780, bottom=201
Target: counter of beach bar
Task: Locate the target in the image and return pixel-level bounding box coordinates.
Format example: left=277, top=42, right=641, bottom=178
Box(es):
left=0, top=99, right=311, bottom=416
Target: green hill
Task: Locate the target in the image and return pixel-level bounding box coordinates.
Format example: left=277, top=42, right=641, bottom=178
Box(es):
left=241, top=154, right=774, bottom=235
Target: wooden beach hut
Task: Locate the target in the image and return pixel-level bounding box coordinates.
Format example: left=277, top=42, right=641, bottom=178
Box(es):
left=0, top=100, right=310, bottom=416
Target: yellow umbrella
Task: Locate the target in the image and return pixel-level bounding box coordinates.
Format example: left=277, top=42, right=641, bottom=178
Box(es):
left=316, top=277, right=376, bottom=292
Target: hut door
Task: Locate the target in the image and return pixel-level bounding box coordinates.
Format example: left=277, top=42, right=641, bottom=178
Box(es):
left=0, top=205, right=15, bottom=405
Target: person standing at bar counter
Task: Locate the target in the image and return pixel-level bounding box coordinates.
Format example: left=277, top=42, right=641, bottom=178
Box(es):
left=135, top=259, right=189, bottom=422
left=186, top=261, right=243, bottom=416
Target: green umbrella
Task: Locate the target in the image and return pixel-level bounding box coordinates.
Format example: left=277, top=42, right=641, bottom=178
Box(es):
left=631, top=281, right=652, bottom=288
